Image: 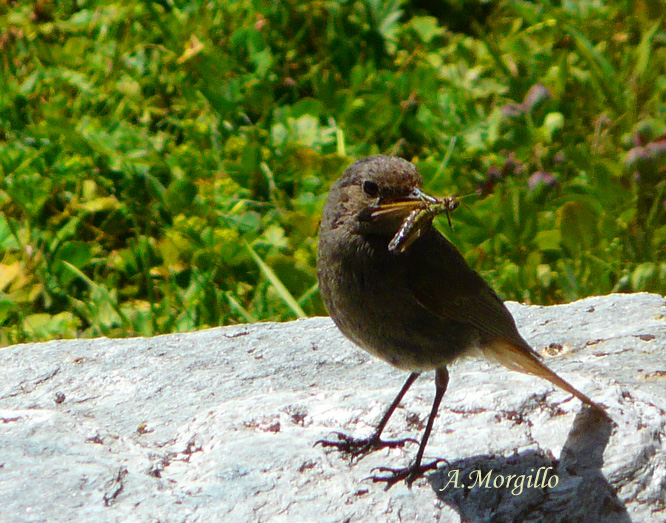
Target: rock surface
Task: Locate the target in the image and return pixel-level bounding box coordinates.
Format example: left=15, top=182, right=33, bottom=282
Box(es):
left=1, top=293, right=666, bottom=522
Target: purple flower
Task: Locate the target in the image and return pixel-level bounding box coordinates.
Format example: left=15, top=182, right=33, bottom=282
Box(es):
left=528, top=171, right=557, bottom=190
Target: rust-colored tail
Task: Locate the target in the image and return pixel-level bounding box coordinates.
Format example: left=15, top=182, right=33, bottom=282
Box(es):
left=484, top=340, right=607, bottom=415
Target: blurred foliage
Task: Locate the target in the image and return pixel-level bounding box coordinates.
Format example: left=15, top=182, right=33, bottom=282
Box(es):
left=1, top=0, right=665, bottom=345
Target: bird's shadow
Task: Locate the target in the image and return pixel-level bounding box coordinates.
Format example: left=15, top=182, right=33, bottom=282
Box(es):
left=429, top=408, right=629, bottom=523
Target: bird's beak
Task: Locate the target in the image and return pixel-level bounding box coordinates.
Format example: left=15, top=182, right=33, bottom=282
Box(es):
left=364, top=187, right=439, bottom=223
left=356, top=187, right=440, bottom=237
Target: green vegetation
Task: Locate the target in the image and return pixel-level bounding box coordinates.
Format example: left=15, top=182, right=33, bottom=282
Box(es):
left=1, top=0, right=665, bottom=346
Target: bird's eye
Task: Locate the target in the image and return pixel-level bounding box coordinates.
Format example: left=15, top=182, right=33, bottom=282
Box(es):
left=362, top=180, right=380, bottom=198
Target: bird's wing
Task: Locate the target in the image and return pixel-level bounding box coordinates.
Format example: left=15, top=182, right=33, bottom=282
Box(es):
left=405, top=229, right=540, bottom=358
left=404, top=229, right=608, bottom=414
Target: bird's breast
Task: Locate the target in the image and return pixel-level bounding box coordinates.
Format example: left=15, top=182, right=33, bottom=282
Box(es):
left=317, top=233, right=477, bottom=371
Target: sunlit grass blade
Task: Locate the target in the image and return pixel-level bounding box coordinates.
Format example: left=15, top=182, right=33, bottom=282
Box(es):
left=244, top=240, right=306, bottom=319
left=336, top=128, right=346, bottom=157
left=226, top=291, right=257, bottom=323
left=427, top=136, right=457, bottom=189
left=297, top=281, right=319, bottom=306
left=634, top=21, right=661, bottom=82
left=61, top=261, right=132, bottom=330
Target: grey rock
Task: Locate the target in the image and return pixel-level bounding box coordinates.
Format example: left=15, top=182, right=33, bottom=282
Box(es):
left=1, top=293, right=665, bottom=522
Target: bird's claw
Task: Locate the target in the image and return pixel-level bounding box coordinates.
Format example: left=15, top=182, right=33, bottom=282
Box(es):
left=368, top=458, right=446, bottom=490
left=315, top=431, right=417, bottom=460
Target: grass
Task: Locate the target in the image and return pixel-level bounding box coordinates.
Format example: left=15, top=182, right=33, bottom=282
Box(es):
left=1, top=0, right=665, bottom=345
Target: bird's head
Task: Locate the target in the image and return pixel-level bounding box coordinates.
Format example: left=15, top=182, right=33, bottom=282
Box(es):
left=323, top=155, right=438, bottom=237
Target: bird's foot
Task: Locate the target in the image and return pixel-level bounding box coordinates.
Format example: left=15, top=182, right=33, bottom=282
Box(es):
left=369, top=458, right=446, bottom=490
left=315, top=431, right=417, bottom=461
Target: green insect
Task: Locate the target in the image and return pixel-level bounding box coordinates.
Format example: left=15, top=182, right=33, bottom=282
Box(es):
left=388, top=196, right=459, bottom=254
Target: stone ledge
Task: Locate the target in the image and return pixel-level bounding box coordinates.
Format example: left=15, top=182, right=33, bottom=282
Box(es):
left=1, top=293, right=665, bottom=522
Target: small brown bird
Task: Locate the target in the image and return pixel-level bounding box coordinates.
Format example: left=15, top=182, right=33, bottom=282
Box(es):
left=316, top=155, right=605, bottom=488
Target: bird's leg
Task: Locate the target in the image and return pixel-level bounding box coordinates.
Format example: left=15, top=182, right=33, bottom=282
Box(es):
left=371, top=367, right=449, bottom=489
left=316, top=372, right=420, bottom=460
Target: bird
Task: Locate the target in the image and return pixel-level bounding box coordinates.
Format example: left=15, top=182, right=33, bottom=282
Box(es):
left=316, top=155, right=606, bottom=489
